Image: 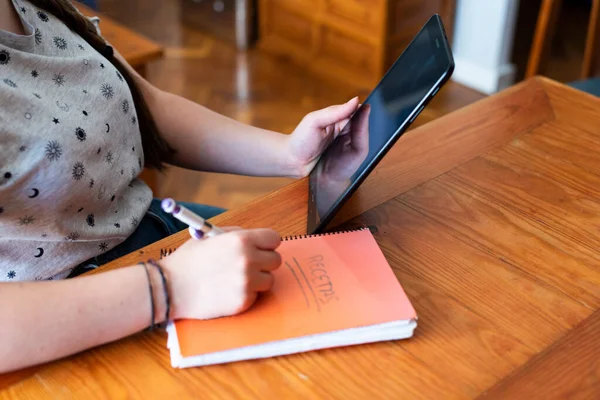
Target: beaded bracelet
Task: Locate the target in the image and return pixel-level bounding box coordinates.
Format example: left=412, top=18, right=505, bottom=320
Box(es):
left=147, top=259, right=171, bottom=324
left=139, top=262, right=156, bottom=331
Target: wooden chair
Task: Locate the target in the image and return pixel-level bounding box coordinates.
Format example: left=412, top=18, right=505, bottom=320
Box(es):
left=526, top=0, right=600, bottom=79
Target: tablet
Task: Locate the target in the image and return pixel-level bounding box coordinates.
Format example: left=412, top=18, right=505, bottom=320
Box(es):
left=307, top=14, right=455, bottom=234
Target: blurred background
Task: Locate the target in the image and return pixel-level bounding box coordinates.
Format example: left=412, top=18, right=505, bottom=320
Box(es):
left=79, top=0, right=599, bottom=211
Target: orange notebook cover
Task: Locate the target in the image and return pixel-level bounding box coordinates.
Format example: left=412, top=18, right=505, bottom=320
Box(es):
left=166, top=228, right=417, bottom=368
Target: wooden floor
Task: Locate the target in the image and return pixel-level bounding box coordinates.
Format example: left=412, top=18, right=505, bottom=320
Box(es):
left=99, top=0, right=485, bottom=211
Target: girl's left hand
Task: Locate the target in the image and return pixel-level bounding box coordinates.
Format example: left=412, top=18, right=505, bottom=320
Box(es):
left=286, top=97, right=360, bottom=177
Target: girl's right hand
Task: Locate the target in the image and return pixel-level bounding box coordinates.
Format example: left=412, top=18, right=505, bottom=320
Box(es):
left=160, top=228, right=282, bottom=320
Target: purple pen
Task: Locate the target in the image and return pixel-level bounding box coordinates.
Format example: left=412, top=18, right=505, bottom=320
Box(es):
left=161, top=198, right=224, bottom=239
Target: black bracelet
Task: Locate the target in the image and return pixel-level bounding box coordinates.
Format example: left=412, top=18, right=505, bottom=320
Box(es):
left=139, top=262, right=156, bottom=331
left=147, top=259, right=170, bottom=324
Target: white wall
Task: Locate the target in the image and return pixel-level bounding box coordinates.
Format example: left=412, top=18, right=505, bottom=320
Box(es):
left=450, top=0, right=520, bottom=94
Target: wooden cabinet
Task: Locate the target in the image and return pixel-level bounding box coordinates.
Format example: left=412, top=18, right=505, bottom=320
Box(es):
left=258, top=0, right=455, bottom=88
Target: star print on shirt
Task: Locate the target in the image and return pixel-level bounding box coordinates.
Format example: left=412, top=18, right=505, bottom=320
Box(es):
left=100, top=83, right=114, bottom=99
left=72, top=162, right=85, bottom=180
left=34, top=28, right=42, bottom=45
left=78, top=44, right=85, bottom=50
left=52, top=73, right=65, bottom=86
left=75, top=127, right=87, bottom=141
left=31, top=70, right=38, bottom=78
left=53, top=36, right=67, bottom=50
left=20, top=6, right=26, bottom=13
left=45, top=140, right=62, bottom=161
left=7, top=271, right=16, bottom=279
left=99, top=242, right=108, bottom=252
left=37, top=11, right=49, bottom=22
left=18, top=215, right=35, bottom=225
left=52, top=118, right=59, bottom=124
left=100, top=63, right=105, bottom=69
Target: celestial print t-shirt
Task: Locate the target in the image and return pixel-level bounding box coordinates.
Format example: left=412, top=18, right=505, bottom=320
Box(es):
left=0, top=0, right=152, bottom=281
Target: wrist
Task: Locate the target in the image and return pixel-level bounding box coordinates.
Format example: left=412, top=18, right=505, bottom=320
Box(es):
left=145, top=262, right=168, bottom=325
left=279, top=134, right=308, bottom=179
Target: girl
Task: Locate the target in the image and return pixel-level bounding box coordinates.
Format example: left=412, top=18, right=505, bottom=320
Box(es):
left=0, top=0, right=359, bottom=373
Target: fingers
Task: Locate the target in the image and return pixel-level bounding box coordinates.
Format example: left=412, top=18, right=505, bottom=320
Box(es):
left=252, top=249, right=282, bottom=272
left=250, top=271, right=275, bottom=292
left=238, top=228, right=281, bottom=250
left=221, top=226, right=242, bottom=232
left=351, top=104, right=371, bottom=152
left=307, top=97, right=359, bottom=128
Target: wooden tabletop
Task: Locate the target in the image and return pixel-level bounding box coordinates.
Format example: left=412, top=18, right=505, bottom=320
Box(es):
left=2, top=77, right=599, bottom=399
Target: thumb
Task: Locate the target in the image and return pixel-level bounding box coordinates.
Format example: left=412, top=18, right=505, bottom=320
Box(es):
left=307, top=97, right=359, bottom=128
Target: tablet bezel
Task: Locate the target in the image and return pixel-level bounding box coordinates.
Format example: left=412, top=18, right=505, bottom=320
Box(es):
left=306, top=14, right=455, bottom=234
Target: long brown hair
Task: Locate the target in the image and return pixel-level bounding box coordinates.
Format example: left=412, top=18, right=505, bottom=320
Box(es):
left=27, top=0, right=173, bottom=170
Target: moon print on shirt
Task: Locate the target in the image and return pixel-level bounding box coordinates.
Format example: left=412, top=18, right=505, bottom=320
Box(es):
left=56, top=101, right=69, bottom=112
left=78, top=207, right=84, bottom=212
left=75, top=127, right=87, bottom=141
left=78, top=44, right=85, bottom=50
left=105, top=123, right=110, bottom=133
left=101, top=83, right=114, bottom=99
left=82, top=110, right=88, bottom=117
left=28, top=188, right=40, bottom=198
left=33, top=93, right=41, bottom=99
left=0, top=49, right=10, bottom=65
left=86, top=214, right=95, bottom=227
left=45, top=141, right=62, bottom=161
left=72, top=162, right=85, bottom=180
left=116, top=70, right=123, bottom=82
left=34, top=28, right=42, bottom=45
left=35, top=248, right=44, bottom=258
left=37, top=11, right=49, bottom=22
left=53, top=74, right=66, bottom=87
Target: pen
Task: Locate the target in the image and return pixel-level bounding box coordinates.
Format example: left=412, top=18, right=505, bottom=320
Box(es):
left=161, top=198, right=225, bottom=239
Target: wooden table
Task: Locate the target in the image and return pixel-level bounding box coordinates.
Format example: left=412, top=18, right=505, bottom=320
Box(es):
left=2, top=77, right=600, bottom=399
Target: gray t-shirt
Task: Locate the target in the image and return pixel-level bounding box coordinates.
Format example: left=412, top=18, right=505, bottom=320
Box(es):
left=0, top=0, right=152, bottom=281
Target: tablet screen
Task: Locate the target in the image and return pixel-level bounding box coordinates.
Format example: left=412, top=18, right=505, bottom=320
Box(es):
left=307, top=16, right=453, bottom=233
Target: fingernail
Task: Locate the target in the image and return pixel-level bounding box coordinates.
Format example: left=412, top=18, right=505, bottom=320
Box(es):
left=348, top=96, right=358, bottom=103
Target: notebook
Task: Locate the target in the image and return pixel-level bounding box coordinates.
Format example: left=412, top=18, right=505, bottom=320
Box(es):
left=166, top=227, right=417, bottom=368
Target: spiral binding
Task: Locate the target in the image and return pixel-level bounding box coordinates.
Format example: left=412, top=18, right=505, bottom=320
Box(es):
left=282, top=225, right=372, bottom=241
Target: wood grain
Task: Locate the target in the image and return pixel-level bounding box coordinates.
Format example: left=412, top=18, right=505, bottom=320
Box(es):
left=3, top=78, right=600, bottom=398
left=400, top=175, right=600, bottom=308
left=348, top=202, right=590, bottom=350
left=478, top=310, right=600, bottom=399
